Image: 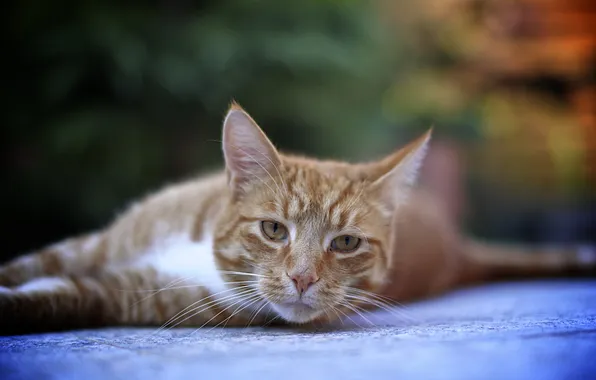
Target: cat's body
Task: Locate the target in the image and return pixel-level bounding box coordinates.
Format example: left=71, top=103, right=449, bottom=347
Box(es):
left=1, top=103, right=594, bottom=334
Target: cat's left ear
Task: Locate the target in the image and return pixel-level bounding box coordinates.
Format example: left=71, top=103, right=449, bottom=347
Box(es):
left=222, top=102, right=282, bottom=199
left=370, top=129, right=432, bottom=212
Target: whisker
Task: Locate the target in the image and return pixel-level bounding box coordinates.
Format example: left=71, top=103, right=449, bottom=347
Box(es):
left=182, top=296, right=254, bottom=336
left=345, top=287, right=403, bottom=305
left=111, top=275, right=193, bottom=293
left=164, top=287, right=258, bottom=331
left=345, top=286, right=415, bottom=313
left=216, top=270, right=267, bottom=278
left=321, top=307, right=338, bottom=327
left=128, top=276, right=195, bottom=308
left=245, top=300, right=270, bottom=327
left=263, top=315, right=280, bottom=327
left=163, top=289, right=258, bottom=332
left=345, top=287, right=418, bottom=322
left=344, top=296, right=396, bottom=325
left=344, top=293, right=416, bottom=323
left=154, top=286, right=255, bottom=333
left=210, top=294, right=264, bottom=331
left=119, top=280, right=259, bottom=294
left=191, top=293, right=262, bottom=333
left=334, top=305, right=363, bottom=328
left=339, top=301, right=375, bottom=327
left=326, top=305, right=345, bottom=327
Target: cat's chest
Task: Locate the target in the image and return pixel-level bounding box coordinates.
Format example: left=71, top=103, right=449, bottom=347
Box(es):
left=133, top=232, right=272, bottom=319
left=136, top=233, right=227, bottom=296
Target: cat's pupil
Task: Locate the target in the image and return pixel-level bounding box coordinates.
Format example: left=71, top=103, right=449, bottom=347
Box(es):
left=273, top=223, right=278, bottom=233
left=344, top=236, right=350, bottom=246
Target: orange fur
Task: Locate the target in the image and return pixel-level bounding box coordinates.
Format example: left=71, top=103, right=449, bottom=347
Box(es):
left=0, top=104, right=594, bottom=334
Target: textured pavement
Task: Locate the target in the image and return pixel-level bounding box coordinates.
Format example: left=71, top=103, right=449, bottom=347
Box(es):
left=1, top=280, right=595, bottom=380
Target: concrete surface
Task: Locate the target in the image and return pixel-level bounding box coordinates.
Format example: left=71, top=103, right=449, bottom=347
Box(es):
left=1, top=280, right=595, bottom=380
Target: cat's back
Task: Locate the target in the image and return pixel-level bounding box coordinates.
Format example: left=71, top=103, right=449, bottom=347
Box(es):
left=106, top=170, right=229, bottom=257
left=381, top=188, right=465, bottom=300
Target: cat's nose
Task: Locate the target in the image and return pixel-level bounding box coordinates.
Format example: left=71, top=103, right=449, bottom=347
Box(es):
left=288, top=271, right=319, bottom=295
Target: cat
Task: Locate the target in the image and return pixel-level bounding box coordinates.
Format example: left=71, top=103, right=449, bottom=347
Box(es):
left=1, top=102, right=594, bottom=334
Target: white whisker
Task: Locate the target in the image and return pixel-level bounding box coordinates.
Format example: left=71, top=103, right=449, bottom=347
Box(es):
left=216, top=270, right=267, bottom=278
left=345, top=287, right=417, bottom=322
left=263, top=315, right=280, bottom=327
left=153, top=286, right=255, bottom=333
left=210, top=294, right=264, bottom=330
left=128, top=276, right=195, bottom=308
left=163, top=287, right=258, bottom=331
left=340, top=301, right=375, bottom=327
left=334, top=305, right=363, bottom=328
left=192, top=293, right=262, bottom=333
left=245, top=299, right=271, bottom=327
left=119, top=280, right=259, bottom=294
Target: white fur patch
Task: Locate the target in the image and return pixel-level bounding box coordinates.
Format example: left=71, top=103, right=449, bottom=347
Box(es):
left=16, top=277, right=70, bottom=293
left=50, top=241, right=77, bottom=261
left=82, top=234, right=101, bottom=253
left=138, top=233, right=227, bottom=297
left=138, top=232, right=273, bottom=319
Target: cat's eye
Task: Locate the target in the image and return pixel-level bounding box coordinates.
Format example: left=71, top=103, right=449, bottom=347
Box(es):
left=330, top=235, right=361, bottom=253
left=261, top=221, right=288, bottom=241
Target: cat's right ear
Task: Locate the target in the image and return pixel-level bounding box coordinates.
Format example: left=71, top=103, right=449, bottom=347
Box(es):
left=222, top=102, right=282, bottom=200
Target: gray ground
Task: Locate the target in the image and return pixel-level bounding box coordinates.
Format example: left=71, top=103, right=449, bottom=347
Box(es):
left=1, top=280, right=595, bottom=380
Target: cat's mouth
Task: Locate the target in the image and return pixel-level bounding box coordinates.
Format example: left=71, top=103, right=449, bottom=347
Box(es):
left=270, top=300, right=322, bottom=323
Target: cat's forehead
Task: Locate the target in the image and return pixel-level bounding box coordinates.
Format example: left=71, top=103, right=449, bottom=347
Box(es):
left=282, top=155, right=369, bottom=182
left=283, top=161, right=359, bottom=195
left=272, top=162, right=370, bottom=225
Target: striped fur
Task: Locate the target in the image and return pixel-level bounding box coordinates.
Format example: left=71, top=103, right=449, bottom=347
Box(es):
left=0, top=103, right=594, bottom=334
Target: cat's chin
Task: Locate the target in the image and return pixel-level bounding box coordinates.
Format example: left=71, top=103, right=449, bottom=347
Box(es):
left=271, top=301, right=322, bottom=324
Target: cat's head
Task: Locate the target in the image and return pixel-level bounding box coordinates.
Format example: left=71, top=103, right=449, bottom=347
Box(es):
left=213, top=102, right=430, bottom=324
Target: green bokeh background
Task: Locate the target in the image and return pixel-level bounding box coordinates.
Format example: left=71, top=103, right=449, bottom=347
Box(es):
left=2, top=0, right=593, bottom=258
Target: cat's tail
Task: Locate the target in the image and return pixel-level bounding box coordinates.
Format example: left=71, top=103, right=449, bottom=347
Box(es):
left=461, top=239, right=596, bottom=284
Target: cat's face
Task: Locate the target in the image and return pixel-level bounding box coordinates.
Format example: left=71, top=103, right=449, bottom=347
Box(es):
left=213, top=103, right=430, bottom=324
left=214, top=164, right=393, bottom=323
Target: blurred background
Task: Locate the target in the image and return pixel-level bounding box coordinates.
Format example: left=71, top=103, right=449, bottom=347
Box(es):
left=2, top=0, right=595, bottom=261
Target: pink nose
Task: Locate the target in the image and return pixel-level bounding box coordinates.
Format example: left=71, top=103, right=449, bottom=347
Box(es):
left=289, top=272, right=319, bottom=295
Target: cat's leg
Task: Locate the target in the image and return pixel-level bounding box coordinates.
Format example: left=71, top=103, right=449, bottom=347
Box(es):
left=0, top=233, right=108, bottom=287
left=0, top=266, right=264, bottom=335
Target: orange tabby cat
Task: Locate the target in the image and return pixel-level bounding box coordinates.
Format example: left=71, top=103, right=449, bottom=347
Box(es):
left=0, top=103, right=594, bottom=334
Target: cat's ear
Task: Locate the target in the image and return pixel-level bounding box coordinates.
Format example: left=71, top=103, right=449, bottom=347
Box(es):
left=222, top=102, right=282, bottom=199
left=370, top=129, right=432, bottom=212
